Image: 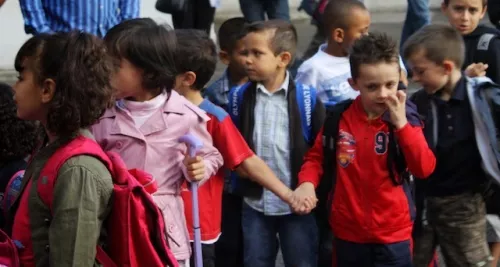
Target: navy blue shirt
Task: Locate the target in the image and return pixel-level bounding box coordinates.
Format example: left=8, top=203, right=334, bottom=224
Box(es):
left=427, top=77, right=487, bottom=197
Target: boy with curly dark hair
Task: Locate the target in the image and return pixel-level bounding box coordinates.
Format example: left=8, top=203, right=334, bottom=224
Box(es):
left=5, top=31, right=115, bottom=266
left=0, top=82, right=38, bottom=229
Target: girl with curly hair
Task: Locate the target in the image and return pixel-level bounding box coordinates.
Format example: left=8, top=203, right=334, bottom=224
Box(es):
left=5, top=31, right=115, bottom=267
left=0, top=82, right=38, bottom=228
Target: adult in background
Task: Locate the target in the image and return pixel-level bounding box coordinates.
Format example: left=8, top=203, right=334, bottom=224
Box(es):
left=19, top=0, right=140, bottom=37
left=170, top=0, right=218, bottom=34
left=239, top=0, right=290, bottom=22
left=400, top=0, right=431, bottom=72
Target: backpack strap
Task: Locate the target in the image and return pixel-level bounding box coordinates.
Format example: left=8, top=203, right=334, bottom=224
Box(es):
left=316, top=100, right=353, bottom=216
left=36, top=135, right=117, bottom=267
left=476, top=33, right=499, bottom=68
left=295, top=83, right=317, bottom=145
left=227, top=82, right=251, bottom=127
left=387, top=125, right=408, bottom=186
left=37, top=135, right=111, bottom=210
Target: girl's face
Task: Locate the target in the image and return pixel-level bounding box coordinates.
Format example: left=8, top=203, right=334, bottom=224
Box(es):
left=13, top=63, right=47, bottom=122
left=112, top=58, right=150, bottom=101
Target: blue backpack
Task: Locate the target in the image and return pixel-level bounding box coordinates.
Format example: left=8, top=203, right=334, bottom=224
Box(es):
left=227, top=82, right=318, bottom=144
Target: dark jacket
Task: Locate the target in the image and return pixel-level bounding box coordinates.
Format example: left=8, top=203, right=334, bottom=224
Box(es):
left=489, top=1, right=500, bottom=29
left=235, top=77, right=326, bottom=199
left=463, top=25, right=500, bottom=83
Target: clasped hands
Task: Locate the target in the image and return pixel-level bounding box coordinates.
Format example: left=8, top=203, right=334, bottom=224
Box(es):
left=287, top=182, right=318, bottom=215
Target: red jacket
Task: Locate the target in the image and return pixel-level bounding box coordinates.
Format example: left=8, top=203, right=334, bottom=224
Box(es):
left=299, top=98, right=436, bottom=244
left=181, top=100, right=254, bottom=242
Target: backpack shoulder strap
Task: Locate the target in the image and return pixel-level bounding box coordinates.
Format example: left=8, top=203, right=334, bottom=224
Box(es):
left=37, top=135, right=111, bottom=211
left=316, top=100, right=353, bottom=212
left=476, top=33, right=499, bottom=65
left=295, top=83, right=317, bottom=144
left=387, top=125, right=408, bottom=186
left=227, top=82, right=251, bottom=127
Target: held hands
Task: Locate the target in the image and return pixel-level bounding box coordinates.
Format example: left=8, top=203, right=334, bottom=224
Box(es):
left=465, top=62, right=488, bottom=77
left=289, top=183, right=318, bottom=215
left=385, top=90, right=408, bottom=130
left=183, top=154, right=206, bottom=182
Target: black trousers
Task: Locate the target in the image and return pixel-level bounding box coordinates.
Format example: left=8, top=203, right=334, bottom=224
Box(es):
left=171, top=0, right=216, bottom=34
left=190, top=243, right=216, bottom=267
left=214, top=192, right=244, bottom=267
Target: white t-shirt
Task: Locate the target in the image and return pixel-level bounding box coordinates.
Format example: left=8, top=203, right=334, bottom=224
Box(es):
left=295, top=43, right=407, bottom=108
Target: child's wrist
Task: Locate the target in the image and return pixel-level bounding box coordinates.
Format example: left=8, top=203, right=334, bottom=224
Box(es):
left=394, top=118, right=408, bottom=130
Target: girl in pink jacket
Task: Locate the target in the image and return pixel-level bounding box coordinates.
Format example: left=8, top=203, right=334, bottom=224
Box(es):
left=91, top=18, right=223, bottom=266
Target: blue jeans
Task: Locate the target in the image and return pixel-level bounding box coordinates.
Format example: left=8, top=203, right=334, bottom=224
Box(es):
left=238, top=0, right=290, bottom=22
left=241, top=202, right=318, bottom=267
left=401, top=0, right=431, bottom=51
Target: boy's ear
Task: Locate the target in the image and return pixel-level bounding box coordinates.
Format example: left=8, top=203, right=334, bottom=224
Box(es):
left=442, top=59, right=456, bottom=74
left=332, top=28, right=345, bottom=44
left=219, top=51, right=230, bottom=66
left=278, top=51, right=292, bottom=68
left=41, top=78, right=56, bottom=104
left=348, top=77, right=359, bottom=91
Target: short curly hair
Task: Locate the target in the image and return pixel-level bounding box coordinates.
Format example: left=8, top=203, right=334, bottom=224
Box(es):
left=0, top=83, right=38, bottom=161
left=349, top=32, right=400, bottom=80
left=14, top=31, right=113, bottom=137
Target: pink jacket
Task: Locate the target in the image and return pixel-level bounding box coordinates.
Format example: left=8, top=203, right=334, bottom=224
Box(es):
left=91, top=91, right=223, bottom=261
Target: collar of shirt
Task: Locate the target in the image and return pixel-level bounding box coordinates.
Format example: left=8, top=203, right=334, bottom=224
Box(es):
left=256, top=71, right=290, bottom=96
left=434, top=75, right=466, bottom=102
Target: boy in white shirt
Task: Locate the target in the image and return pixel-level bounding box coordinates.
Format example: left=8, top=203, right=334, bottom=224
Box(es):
left=296, top=0, right=408, bottom=109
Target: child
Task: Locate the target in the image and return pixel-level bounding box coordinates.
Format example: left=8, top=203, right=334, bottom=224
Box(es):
left=294, top=32, right=436, bottom=267
left=442, top=0, right=500, bottom=83
left=91, top=18, right=224, bottom=266
left=296, top=0, right=408, bottom=109
left=174, top=28, right=311, bottom=267
left=5, top=31, right=114, bottom=266
left=404, top=24, right=496, bottom=267
left=204, top=17, right=248, bottom=110
left=0, top=83, right=38, bottom=229
left=232, top=19, right=325, bottom=267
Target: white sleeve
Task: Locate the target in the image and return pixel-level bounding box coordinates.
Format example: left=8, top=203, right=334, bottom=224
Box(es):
left=399, top=55, right=408, bottom=76
left=295, top=61, right=319, bottom=89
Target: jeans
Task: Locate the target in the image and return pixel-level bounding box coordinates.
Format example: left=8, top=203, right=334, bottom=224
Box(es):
left=238, top=0, right=290, bottom=22
left=400, top=0, right=431, bottom=53
left=241, top=202, right=318, bottom=267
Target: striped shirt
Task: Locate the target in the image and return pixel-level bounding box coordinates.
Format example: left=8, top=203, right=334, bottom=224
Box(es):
left=19, top=0, right=140, bottom=37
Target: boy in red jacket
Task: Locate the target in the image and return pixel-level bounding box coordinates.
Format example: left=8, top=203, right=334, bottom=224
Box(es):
left=294, top=32, right=436, bottom=267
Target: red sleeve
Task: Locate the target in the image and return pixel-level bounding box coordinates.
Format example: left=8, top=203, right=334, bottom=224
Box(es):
left=395, top=123, right=436, bottom=179
left=298, top=127, right=325, bottom=188
left=212, top=116, right=255, bottom=170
